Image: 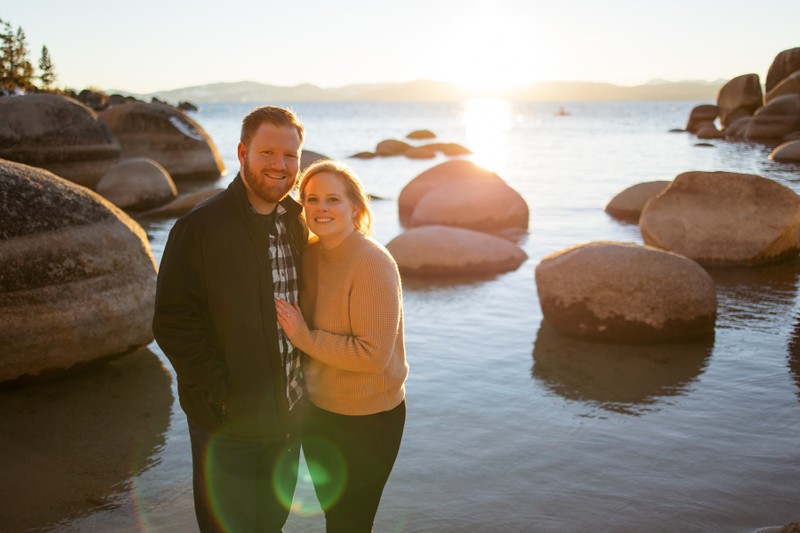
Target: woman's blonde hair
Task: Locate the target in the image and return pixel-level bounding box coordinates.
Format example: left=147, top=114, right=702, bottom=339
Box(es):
left=298, top=160, right=373, bottom=234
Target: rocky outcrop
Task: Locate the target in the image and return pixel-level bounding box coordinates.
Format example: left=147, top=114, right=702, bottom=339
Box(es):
left=769, top=140, right=800, bottom=163
left=96, top=158, right=177, bottom=211
left=716, top=74, right=763, bottom=128
left=766, top=70, right=800, bottom=102
left=724, top=116, right=751, bottom=139
left=640, top=171, right=800, bottom=267
left=685, top=104, right=718, bottom=133
left=0, top=159, right=157, bottom=383
left=100, top=101, right=225, bottom=181
left=0, top=94, right=120, bottom=189
left=605, top=181, right=670, bottom=222
left=743, top=94, right=800, bottom=142
left=535, top=241, right=717, bottom=343
left=696, top=125, right=724, bottom=139
left=766, top=47, right=800, bottom=93
left=408, top=180, right=528, bottom=231
left=386, top=225, right=526, bottom=277
left=398, top=159, right=504, bottom=223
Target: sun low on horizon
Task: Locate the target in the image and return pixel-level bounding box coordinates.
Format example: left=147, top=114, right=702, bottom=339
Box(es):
left=432, top=6, right=551, bottom=93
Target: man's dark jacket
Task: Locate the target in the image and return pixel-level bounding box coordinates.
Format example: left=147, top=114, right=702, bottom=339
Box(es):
left=153, top=175, right=308, bottom=440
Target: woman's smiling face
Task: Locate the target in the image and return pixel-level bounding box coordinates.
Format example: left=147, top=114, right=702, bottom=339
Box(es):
left=302, top=171, right=357, bottom=249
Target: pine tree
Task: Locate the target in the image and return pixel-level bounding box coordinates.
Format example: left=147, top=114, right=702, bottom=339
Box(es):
left=14, top=27, right=35, bottom=91
left=0, top=21, right=36, bottom=93
left=38, top=45, right=56, bottom=89
left=0, top=19, right=15, bottom=93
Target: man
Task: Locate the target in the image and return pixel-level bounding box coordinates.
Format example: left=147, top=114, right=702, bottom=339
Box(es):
left=153, top=106, right=308, bottom=532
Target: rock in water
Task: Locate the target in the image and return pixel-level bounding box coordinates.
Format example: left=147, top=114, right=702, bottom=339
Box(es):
left=386, top=225, right=526, bottom=277
left=96, top=157, right=177, bottom=211
left=0, top=94, right=120, bottom=189
left=398, top=160, right=504, bottom=223
left=605, top=181, right=671, bottom=222
left=100, top=101, right=225, bottom=181
left=0, top=159, right=158, bottom=383
left=640, top=171, right=800, bottom=267
left=408, top=180, right=529, bottom=232
left=535, top=241, right=717, bottom=343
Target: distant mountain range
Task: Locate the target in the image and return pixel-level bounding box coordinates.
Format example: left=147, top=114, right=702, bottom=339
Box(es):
left=113, top=79, right=727, bottom=104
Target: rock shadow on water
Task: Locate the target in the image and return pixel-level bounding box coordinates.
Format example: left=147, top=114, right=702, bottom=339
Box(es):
left=531, top=321, right=713, bottom=416
left=0, top=346, right=173, bottom=532
left=706, top=258, right=800, bottom=332
left=786, top=316, right=800, bottom=402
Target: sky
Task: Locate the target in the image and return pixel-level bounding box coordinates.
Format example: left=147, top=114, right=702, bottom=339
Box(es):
left=3, top=0, right=799, bottom=94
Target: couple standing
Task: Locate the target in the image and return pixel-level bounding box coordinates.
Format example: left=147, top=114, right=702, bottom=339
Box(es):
left=153, top=106, right=409, bottom=532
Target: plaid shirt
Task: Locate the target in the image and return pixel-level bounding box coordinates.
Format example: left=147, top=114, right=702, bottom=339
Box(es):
left=269, top=204, right=304, bottom=410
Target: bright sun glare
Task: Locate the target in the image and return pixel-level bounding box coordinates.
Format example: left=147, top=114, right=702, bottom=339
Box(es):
left=462, top=98, right=513, bottom=173
left=437, top=7, right=544, bottom=93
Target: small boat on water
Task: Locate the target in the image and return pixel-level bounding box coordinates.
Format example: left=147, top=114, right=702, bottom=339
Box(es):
left=555, top=106, right=571, bottom=116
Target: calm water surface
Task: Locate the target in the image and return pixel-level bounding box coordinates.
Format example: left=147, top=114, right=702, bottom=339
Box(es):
left=38, top=101, right=800, bottom=531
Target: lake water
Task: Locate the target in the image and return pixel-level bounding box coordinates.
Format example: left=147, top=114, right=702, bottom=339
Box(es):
left=22, top=101, right=800, bottom=531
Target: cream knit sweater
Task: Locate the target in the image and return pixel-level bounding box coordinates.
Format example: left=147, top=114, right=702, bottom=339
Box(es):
left=290, top=231, right=408, bottom=416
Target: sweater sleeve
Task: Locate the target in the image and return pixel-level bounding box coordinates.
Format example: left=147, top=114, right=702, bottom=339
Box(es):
left=291, top=251, right=402, bottom=374
left=152, top=217, right=229, bottom=407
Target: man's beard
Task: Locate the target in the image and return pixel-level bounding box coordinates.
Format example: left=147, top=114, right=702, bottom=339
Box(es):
left=241, top=160, right=296, bottom=205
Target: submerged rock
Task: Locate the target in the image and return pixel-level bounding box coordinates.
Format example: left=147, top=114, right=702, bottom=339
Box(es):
left=386, top=225, right=526, bottom=277
left=0, top=159, right=157, bottom=383
left=0, top=94, right=120, bottom=189
left=96, top=158, right=177, bottom=211
left=100, top=101, right=225, bottom=181
left=640, top=171, right=800, bottom=267
left=535, top=241, right=717, bottom=343
left=375, top=139, right=411, bottom=156
left=406, top=129, right=436, bottom=139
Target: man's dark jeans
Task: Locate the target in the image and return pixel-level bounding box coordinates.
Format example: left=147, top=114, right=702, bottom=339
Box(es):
left=188, top=423, right=300, bottom=532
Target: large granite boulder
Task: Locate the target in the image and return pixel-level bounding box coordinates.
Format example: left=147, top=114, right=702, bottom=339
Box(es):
left=95, top=158, right=177, bottom=211
left=716, top=74, right=763, bottom=128
left=386, top=225, right=526, bottom=277
left=743, top=94, right=800, bottom=142
left=100, top=101, right=225, bottom=181
left=0, top=159, right=157, bottom=383
left=685, top=104, right=718, bottom=133
left=724, top=116, right=751, bottom=140
left=696, top=125, right=724, bottom=139
left=640, top=171, right=800, bottom=267
left=408, top=180, right=528, bottom=231
left=766, top=70, right=800, bottom=103
left=0, top=94, right=120, bottom=189
left=398, top=159, right=504, bottom=223
left=535, top=241, right=717, bottom=343
left=766, top=47, right=800, bottom=93
left=769, top=140, right=800, bottom=163
left=605, top=181, right=671, bottom=222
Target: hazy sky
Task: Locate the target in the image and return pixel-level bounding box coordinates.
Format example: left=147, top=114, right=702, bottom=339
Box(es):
left=4, top=0, right=799, bottom=93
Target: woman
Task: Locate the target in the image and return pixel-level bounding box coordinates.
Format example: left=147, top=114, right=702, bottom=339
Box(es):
left=275, top=160, right=408, bottom=532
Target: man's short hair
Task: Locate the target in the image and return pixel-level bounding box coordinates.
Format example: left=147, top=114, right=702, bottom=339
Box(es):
left=240, top=106, right=305, bottom=146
